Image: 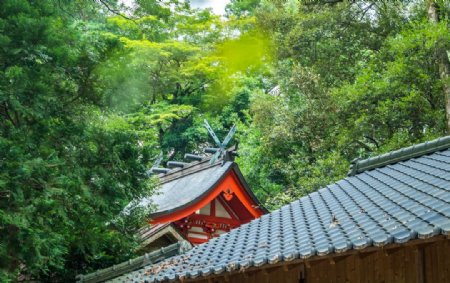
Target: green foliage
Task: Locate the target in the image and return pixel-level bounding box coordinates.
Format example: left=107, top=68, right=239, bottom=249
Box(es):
left=235, top=0, right=450, bottom=209
left=0, top=0, right=156, bottom=281
left=334, top=19, right=449, bottom=156
left=226, top=0, right=261, bottom=17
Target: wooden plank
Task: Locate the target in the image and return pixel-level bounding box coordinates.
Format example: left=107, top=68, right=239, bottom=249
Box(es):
left=432, top=241, right=437, bottom=283
left=424, top=240, right=433, bottom=283
left=393, top=248, right=404, bottom=283
left=443, top=241, right=450, bottom=279
left=367, top=248, right=374, bottom=283
left=359, top=250, right=367, bottom=283
left=414, top=247, right=424, bottom=283
left=329, top=257, right=336, bottom=283
left=345, top=254, right=355, bottom=282
left=439, top=240, right=450, bottom=282
left=291, top=265, right=301, bottom=283
left=372, top=250, right=382, bottom=283
left=384, top=247, right=393, bottom=283
left=298, top=263, right=306, bottom=283
left=352, top=254, right=360, bottom=283
left=338, top=254, right=346, bottom=282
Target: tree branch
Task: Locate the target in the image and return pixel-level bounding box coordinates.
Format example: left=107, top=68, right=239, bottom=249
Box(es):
left=355, top=140, right=373, bottom=152
left=363, top=135, right=379, bottom=149
left=96, top=0, right=136, bottom=21
left=1, top=102, right=19, bottom=128
left=358, top=2, right=375, bottom=22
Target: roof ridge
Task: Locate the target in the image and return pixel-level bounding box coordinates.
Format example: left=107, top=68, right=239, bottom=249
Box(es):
left=153, top=154, right=211, bottom=177
left=158, top=158, right=228, bottom=184
left=348, top=136, right=450, bottom=176
left=153, top=145, right=238, bottom=182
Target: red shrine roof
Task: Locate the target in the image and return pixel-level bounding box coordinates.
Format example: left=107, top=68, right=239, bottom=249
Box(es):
left=133, top=154, right=267, bottom=223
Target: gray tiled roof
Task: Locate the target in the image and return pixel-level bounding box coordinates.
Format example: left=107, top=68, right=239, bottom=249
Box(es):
left=135, top=158, right=265, bottom=218
left=113, top=139, right=450, bottom=282
left=135, top=160, right=231, bottom=217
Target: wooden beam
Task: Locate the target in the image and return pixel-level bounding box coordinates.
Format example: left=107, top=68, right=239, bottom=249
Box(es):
left=188, top=214, right=241, bottom=226
left=217, top=194, right=240, bottom=220
left=210, top=197, right=216, bottom=217
left=305, top=261, right=311, bottom=269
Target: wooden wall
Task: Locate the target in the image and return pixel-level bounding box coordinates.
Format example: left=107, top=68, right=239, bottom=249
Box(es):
left=191, top=238, right=450, bottom=283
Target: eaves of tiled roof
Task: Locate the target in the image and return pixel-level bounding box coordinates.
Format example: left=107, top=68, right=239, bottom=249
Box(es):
left=76, top=241, right=192, bottom=283
left=112, top=136, right=450, bottom=283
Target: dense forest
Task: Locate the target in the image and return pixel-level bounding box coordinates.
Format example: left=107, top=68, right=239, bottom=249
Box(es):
left=0, top=0, right=449, bottom=281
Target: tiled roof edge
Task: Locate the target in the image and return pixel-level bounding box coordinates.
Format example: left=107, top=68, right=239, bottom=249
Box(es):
left=76, top=241, right=192, bottom=283
left=348, top=136, right=450, bottom=176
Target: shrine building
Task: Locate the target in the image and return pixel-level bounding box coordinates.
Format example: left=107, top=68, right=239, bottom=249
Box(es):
left=136, top=148, right=267, bottom=252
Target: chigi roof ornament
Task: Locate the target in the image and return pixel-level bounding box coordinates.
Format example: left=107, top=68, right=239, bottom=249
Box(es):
left=203, top=119, right=237, bottom=164
left=149, top=152, right=170, bottom=175
left=147, top=120, right=239, bottom=177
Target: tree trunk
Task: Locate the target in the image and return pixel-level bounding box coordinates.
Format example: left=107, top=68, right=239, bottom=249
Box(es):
left=427, top=1, right=450, bottom=134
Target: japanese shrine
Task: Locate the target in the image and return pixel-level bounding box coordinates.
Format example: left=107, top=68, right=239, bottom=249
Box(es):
left=145, top=155, right=265, bottom=245
left=135, top=121, right=266, bottom=250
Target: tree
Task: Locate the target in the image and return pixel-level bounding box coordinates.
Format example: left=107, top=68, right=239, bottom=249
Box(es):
left=427, top=0, right=450, bottom=133
left=0, top=1, right=156, bottom=281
